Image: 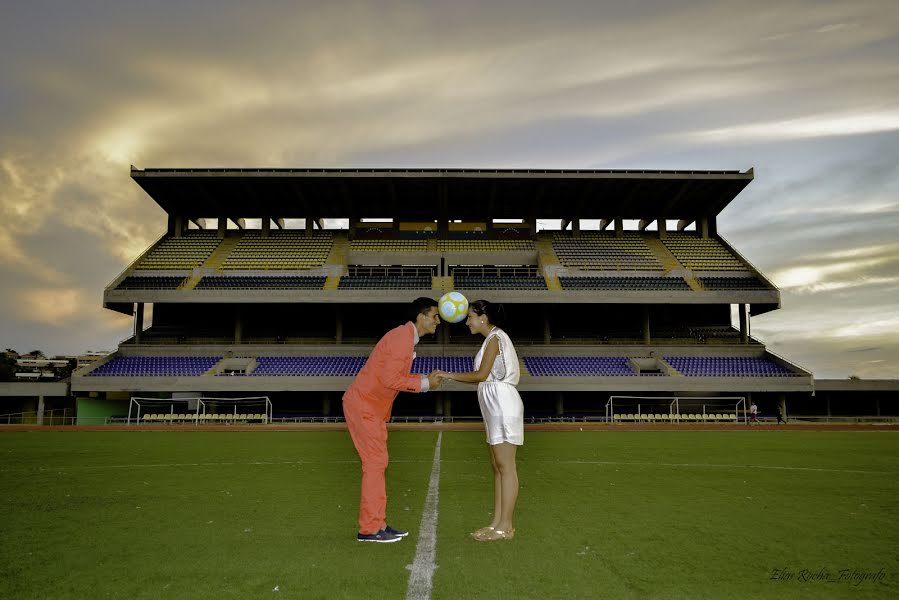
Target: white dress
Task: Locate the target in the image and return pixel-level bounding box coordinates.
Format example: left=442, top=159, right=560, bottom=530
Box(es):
left=474, top=328, right=524, bottom=445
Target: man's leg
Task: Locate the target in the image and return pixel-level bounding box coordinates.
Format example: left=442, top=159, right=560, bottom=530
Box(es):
left=344, top=401, right=389, bottom=534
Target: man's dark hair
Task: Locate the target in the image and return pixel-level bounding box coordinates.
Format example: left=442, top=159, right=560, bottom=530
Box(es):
left=408, top=297, right=438, bottom=323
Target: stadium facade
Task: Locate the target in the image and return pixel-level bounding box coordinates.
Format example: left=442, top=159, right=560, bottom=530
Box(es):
left=69, top=167, right=821, bottom=423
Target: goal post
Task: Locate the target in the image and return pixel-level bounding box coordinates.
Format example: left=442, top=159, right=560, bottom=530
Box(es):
left=605, top=395, right=747, bottom=423
left=128, top=396, right=272, bottom=425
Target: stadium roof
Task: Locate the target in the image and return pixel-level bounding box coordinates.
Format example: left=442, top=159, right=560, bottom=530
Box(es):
left=131, top=167, right=754, bottom=221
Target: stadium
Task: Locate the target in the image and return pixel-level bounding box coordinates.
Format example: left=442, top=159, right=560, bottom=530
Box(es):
left=3, top=167, right=897, bottom=599
left=62, top=166, right=826, bottom=423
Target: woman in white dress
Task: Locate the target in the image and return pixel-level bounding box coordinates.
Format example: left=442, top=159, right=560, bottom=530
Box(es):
left=436, top=300, right=523, bottom=541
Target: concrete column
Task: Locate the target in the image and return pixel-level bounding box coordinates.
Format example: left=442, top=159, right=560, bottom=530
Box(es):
left=543, top=315, right=551, bottom=344
left=134, top=303, right=144, bottom=344
left=217, top=218, right=227, bottom=238
left=700, top=217, right=710, bottom=239
left=335, top=310, right=343, bottom=344
left=615, top=217, right=623, bottom=237
left=37, top=395, right=45, bottom=425
left=642, top=306, right=651, bottom=345
left=555, top=393, right=564, bottom=416
left=235, top=312, right=243, bottom=344
left=322, top=394, right=331, bottom=416
left=262, top=217, right=271, bottom=238
left=572, top=219, right=581, bottom=237
left=305, top=218, right=314, bottom=236
left=443, top=396, right=452, bottom=418
left=779, top=394, right=787, bottom=421
left=435, top=394, right=444, bottom=416
left=659, top=218, right=667, bottom=239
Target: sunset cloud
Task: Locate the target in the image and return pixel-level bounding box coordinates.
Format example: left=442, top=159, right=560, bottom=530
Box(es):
left=0, top=0, right=897, bottom=376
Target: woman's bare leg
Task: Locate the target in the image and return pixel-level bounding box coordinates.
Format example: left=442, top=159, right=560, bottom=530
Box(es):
left=491, top=442, right=519, bottom=532
left=489, top=444, right=502, bottom=528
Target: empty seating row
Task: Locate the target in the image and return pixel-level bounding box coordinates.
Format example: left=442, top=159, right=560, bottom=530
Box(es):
left=89, top=357, right=220, bottom=376
left=116, top=276, right=186, bottom=289
left=559, top=276, right=690, bottom=290
left=135, top=233, right=222, bottom=270
left=350, top=239, right=428, bottom=252
left=338, top=275, right=432, bottom=289
left=664, top=356, right=796, bottom=376
left=223, top=232, right=332, bottom=270
left=454, top=276, right=548, bottom=290
left=87, top=355, right=795, bottom=378
left=662, top=234, right=747, bottom=271
left=613, top=413, right=738, bottom=422
left=437, top=239, right=535, bottom=252
left=141, top=413, right=268, bottom=423
left=524, top=357, right=637, bottom=376
left=553, top=233, right=662, bottom=270
left=252, top=356, right=367, bottom=376
left=699, top=276, right=769, bottom=290
left=196, top=276, right=327, bottom=289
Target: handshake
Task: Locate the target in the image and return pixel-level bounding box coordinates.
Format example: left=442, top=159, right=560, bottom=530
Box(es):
left=427, top=370, right=451, bottom=390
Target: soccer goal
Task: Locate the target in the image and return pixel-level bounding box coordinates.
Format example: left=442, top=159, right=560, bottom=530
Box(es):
left=128, top=396, right=272, bottom=425
left=605, top=395, right=747, bottom=423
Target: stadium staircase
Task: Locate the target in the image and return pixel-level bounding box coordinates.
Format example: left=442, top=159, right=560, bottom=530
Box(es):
left=432, top=276, right=453, bottom=291
left=178, top=235, right=241, bottom=290
left=322, top=235, right=349, bottom=289
left=644, top=237, right=703, bottom=291
left=535, top=236, right=562, bottom=290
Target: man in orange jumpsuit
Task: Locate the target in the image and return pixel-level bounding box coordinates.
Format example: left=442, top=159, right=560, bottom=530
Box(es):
left=344, top=297, right=443, bottom=543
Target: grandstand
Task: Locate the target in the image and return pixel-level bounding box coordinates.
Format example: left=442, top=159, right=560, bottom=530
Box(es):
left=70, top=167, right=815, bottom=422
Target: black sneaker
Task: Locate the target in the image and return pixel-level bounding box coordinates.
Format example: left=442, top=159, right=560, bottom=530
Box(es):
left=384, top=525, right=409, bottom=538
left=357, top=529, right=402, bottom=543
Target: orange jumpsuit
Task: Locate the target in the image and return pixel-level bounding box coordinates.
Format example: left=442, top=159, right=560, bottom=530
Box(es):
left=343, top=322, right=423, bottom=534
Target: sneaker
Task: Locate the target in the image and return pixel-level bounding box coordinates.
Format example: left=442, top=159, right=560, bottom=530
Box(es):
left=357, top=529, right=402, bottom=543
left=384, top=525, right=409, bottom=538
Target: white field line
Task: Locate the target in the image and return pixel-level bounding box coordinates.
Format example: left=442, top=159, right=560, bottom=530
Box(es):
left=406, top=431, right=442, bottom=600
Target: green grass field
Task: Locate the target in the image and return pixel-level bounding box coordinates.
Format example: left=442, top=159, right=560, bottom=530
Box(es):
left=1, top=430, right=897, bottom=599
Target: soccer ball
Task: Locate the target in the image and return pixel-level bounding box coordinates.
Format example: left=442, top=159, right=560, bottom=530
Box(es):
left=438, top=291, right=469, bottom=323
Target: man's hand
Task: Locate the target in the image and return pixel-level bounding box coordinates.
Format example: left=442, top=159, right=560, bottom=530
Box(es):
left=428, top=370, right=445, bottom=390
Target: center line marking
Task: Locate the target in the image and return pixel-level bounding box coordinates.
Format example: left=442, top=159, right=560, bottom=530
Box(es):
left=406, top=431, right=442, bottom=600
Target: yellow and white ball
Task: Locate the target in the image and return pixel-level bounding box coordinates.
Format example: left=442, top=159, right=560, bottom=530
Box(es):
left=438, top=291, right=469, bottom=323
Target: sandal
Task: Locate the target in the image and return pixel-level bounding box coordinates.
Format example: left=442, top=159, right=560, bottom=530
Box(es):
left=470, top=526, right=495, bottom=539
left=473, top=527, right=515, bottom=541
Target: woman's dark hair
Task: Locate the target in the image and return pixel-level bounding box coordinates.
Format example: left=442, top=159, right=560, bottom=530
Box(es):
left=408, top=297, right=438, bottom=323
left=470, top=299, right=506, bottom=328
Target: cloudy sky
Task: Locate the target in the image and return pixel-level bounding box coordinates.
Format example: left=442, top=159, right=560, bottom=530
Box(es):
left=1, top=0, right=897, bottom=378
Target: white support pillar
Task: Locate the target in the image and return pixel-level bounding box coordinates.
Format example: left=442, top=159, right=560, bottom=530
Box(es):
left=134, top=303, right=144, bottom=344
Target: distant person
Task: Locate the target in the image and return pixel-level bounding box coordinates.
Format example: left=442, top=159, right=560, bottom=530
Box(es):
left=343, top=297, right=443, bottom=543
left=776, top=404, right=786, bottom=424
left=750, top=401, right=758, bottom=424
left=435, top=300, right=523, bottom=541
